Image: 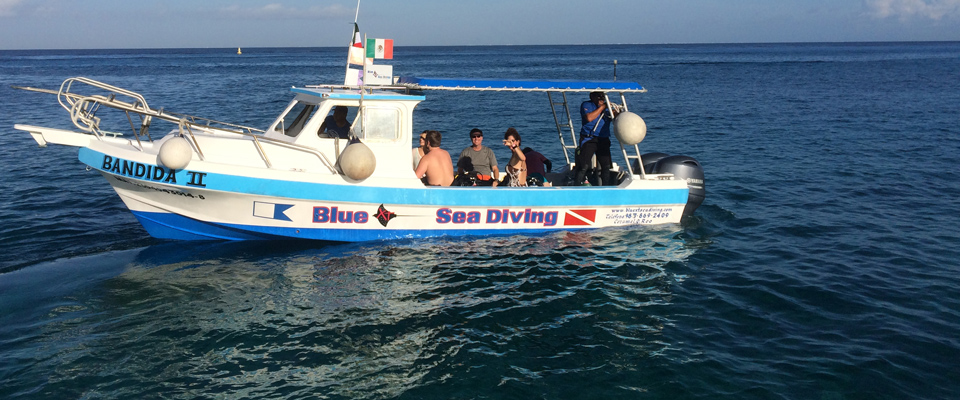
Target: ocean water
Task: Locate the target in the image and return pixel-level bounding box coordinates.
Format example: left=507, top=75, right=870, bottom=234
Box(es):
left=1, top=42, right=959, bottom=399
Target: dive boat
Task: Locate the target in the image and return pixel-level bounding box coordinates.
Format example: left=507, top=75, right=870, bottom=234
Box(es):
left=13, top=50, right=704, bottom=242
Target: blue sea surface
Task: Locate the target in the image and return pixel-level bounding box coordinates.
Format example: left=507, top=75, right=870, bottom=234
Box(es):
left=1, top=42, right=959, bottom=399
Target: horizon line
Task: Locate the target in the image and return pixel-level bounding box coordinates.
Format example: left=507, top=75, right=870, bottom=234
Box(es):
left=2, top=40, right=959, bottom=52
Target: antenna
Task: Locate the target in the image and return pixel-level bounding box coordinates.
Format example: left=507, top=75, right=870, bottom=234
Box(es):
left=613, top=60, right=618, bottom=81
left=354, top=0, right=361, bottom=22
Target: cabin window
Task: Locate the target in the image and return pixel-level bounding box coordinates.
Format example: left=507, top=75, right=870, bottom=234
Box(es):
left=274, top=101, right=318, bottom=137
left=354, top=107, right=400, bottom=141
left=318, top=106, right=358, bottom=139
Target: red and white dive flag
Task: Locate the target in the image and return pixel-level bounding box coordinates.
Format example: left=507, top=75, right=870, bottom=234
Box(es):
left=366, top=38, right=393, bottom=59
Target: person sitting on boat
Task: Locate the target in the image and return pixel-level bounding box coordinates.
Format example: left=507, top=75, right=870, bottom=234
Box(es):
left=414, top=130, right=454, bottom=186
left=502, top=128, right=527, bottom=187
left=573, top=92, right=619, bottom=186
left=318, top=106, right=351, bottom=138
left=412, top=130, right=427, bottom=170
left=456, top=128, right=499, bottom=187
left=522, top=146, right=552, bottom=186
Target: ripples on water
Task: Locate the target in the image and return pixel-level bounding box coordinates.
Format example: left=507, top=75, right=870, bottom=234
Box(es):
left=0, top=227, right=700, bottom=399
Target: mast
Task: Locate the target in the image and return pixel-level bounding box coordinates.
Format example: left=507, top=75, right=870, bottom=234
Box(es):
left=343, top=0, right=363, bottom=86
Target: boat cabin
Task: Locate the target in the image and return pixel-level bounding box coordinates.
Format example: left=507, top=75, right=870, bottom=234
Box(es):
left=259, top=87, right=425, bottom=181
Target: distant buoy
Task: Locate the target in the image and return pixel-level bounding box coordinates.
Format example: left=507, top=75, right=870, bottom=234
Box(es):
left=158, top=136, right=193, bottom=170
left=338, top=139, right=376, bottom=181
left=237, top=47, right=242, bottom=55
left=612, top=111, right=647, bottom=145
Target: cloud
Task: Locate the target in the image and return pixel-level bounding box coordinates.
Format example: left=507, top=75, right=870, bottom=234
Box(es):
left=218, top=3, right=354, bottom=20
left=0, top=0, right=23, bottom=17
left=865, top=0, right=960, bottom=20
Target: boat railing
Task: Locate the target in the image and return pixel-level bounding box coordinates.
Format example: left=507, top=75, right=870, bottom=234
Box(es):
left=305, top=83, right=413, bottom=94
left=52, top=77, right=265, bottom=139
left=15, top=77, right=338, bottom=174
left=176, top=118, right=338, bottom=174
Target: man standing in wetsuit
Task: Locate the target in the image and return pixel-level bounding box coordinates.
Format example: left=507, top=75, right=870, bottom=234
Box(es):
left=573, top=91, right=617, bottom=186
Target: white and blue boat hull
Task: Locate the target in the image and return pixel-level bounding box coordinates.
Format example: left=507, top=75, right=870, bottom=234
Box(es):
left=82, top=147, right=688, bottom=242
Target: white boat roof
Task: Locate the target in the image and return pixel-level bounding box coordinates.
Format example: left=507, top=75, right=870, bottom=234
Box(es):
left=294, top=76, right=645, bottom=101
left=292, top=86, right=425, bottom=101
left=396, top=76, right=646, bottom=93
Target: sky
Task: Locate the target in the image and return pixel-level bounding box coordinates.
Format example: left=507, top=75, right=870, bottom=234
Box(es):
left=1, top=0, right=959, bottom=49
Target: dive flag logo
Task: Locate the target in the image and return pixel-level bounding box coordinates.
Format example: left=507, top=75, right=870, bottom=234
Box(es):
left=563, top=209, right=596, bottom=226
left=253, top=201, right=294, bottom=222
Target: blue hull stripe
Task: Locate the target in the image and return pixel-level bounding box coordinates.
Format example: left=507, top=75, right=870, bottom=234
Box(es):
left=133, top=211, right=279, bottom=240
left=79, top=148, right=688, bottom=207
left=133, top=211, right=579, bottom=242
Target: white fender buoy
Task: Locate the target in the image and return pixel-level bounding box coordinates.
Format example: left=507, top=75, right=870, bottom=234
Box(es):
left=158, top=136, right=193, bottom=170
left=612, top=111, right=647, bottom=146
left=338, top=139, right=376, bottom=181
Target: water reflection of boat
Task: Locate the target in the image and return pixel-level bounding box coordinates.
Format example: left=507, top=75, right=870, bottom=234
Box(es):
left=5, top=227, right=696, bottom=397
left=13, top=22, right=704, bottom=243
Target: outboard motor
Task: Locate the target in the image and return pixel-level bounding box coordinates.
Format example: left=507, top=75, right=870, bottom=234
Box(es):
left=634, top=152, right=670, bottom=174
left=652, top=155, right=705, bottom=216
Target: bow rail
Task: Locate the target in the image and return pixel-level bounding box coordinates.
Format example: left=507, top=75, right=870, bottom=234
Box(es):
left=13, top=77, right=338, bottom=174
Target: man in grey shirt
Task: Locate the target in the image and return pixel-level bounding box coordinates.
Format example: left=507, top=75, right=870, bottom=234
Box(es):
left=457, top=128, right=499, bottom=187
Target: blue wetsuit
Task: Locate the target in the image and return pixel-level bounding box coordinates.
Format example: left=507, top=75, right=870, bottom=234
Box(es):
left=579, top=100, right=611, bottom=140
left=576, top=100, right=613, bottom=177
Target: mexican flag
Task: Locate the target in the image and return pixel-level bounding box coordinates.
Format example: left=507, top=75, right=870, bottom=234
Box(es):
left=347, top=23, right=365, bottom=66
left=366, top=38, right=393, bottom=59
left=344, top=23, right=364, bottom=85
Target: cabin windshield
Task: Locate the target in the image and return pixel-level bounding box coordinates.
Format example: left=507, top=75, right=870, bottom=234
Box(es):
left=270, top=99, right=400, bottom=142
left=274, top=101, right=318, bottom=137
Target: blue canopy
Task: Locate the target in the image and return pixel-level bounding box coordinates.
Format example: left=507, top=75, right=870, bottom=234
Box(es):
left=396, top=77, right=645, bottom=93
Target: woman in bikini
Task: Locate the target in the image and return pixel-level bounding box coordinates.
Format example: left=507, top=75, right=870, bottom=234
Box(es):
left=412, top=130, right=427, bottom=170
left=502, top=127, right=527, bottom=187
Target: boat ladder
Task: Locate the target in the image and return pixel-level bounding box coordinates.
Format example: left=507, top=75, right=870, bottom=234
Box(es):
left=546, top=92, right=579, bottom=166
left=548, top=91, right=646, bottom=179
left=606, top=93, right=646, bottom=179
